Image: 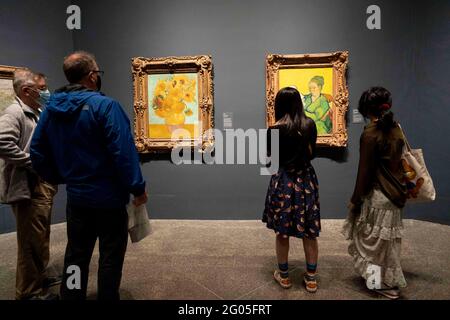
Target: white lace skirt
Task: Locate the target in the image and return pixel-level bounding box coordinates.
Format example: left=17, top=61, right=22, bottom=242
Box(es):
left=342, top=188, right=407, bottom=288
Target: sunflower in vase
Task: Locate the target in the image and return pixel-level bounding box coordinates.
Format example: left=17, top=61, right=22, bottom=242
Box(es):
left=152, top=75, right=196, bottom=127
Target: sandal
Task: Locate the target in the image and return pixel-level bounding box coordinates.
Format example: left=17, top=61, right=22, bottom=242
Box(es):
left=303, top=272, right=318, bottom=293
left=374, top=288, right=400, bottom=300
left=273, top=270, right=292, bottom=289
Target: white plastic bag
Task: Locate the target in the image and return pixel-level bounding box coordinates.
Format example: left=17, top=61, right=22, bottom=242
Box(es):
left=127, top=203, right=151, bottom=243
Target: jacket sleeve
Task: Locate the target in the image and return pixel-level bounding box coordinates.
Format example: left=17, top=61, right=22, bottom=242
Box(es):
left=0, top=113, right=31, bottom=168
left=350, top=132, right=377, bottom=208
left=30, top=110, right=63, bottom=184
left=99, top=100, right=146, bottom=197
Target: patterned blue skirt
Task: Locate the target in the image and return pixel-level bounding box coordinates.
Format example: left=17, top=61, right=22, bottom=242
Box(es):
left=262, top=165, right=321, bottom=239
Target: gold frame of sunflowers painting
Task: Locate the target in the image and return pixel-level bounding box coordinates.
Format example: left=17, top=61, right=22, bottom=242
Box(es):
left=266, top=51, right=349, bottom=147
left=0, top=65, right=19, bottom=113
left=132, top=55, right=214, bottom=153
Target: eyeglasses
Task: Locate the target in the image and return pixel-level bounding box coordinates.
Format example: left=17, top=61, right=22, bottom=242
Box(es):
left=27, top=85, right=48, bottom=93
left=92, top=70, right=105, bottom=76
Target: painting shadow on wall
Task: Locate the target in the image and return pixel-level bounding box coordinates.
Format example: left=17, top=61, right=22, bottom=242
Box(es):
left=139, top=148, right=205, bottom=163
left=315, top=146, right=348, bottom=163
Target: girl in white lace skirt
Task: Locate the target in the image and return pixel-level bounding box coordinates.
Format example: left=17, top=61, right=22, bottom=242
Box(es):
left=343, top=87, right=408, bottom=299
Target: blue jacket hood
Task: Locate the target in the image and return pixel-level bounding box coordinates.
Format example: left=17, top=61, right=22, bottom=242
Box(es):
left=46, top=85, right=101, bottom=117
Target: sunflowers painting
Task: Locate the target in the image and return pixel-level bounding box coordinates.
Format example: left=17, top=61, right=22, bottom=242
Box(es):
left=132, top=55, right=214, bottom=153
left=148, top=73, right=199, bottom=139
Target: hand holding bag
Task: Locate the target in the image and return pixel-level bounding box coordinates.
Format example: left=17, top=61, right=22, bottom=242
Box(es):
left=398, top=124, right=436, bottom=203
left=127, top=203, right=152, bottom=243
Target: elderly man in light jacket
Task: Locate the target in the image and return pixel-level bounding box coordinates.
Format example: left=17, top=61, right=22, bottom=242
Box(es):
left=0, top=69, right=58, bottom=300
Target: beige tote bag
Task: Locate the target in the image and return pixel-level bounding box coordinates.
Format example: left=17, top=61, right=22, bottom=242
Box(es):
left=399, top=124, right=436, bottom=203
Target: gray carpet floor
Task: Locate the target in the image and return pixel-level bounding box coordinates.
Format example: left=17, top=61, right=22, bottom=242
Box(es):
left=0, top=219, right=449, bottom=300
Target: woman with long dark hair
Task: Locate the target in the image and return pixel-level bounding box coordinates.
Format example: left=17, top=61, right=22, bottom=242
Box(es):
left=262, top=87, right=320, bottom=293
left=343, top=87, right=408, bottom=299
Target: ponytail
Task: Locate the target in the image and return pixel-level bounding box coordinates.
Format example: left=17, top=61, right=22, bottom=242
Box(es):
left=377, top=110, right=395, bottom=133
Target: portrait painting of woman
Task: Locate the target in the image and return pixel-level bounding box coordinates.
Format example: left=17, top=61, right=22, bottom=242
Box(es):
left=303, top=75, right=333, bottom=135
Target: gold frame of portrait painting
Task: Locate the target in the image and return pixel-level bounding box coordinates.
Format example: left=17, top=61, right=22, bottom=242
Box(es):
left=265, top=51, right=349, bottom=147
left=132, top=55, right=214, bottom=153
left=0, top=65, right=21, bottom=112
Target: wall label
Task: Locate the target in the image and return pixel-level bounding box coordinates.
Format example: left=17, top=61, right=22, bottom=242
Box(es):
left=223, top=112, right=233, bottom=129
left=352, top=109, right=364, bottom=123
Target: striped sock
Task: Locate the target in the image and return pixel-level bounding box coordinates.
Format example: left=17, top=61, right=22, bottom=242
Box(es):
left=278, top=263, right=289, bottom=279
left=306, top=262, right=317, bottom=274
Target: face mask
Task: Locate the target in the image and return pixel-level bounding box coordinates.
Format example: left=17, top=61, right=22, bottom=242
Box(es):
left=38, top=89, right=51, bottom=107
left=30, top=88, right=51, bottom=108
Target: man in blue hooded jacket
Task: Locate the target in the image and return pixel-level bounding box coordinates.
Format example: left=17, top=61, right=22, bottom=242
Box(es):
left=30, top=51, right=147, bottom=300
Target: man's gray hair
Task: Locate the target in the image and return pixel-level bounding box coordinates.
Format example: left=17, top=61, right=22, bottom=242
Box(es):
left=13, top=68, right=38, bottom=95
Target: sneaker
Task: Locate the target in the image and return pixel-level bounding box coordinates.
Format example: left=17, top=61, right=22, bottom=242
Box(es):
left=273, top=270, right=292, bottom=289
left=43, top=275, right=62, bottom=288
left=303, top=272, right=318, bottom=293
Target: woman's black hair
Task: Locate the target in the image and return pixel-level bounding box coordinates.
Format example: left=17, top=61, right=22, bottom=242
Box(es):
left=358, top=86, right=395, bottom=132
left=274, top=87, right=312, bottom=137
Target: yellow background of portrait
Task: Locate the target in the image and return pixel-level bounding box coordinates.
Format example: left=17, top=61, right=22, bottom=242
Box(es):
left=279, top=67, right=333, bottom=96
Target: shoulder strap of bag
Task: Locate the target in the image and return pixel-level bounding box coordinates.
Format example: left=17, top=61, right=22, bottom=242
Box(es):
left=397, top=123, right=412, bottom=152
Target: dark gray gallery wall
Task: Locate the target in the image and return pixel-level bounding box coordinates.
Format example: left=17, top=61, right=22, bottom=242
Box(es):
left=71, top=0, right=450, bottom=223
left=0, top=0, right=73, bottom=232
left=409, top=2, right=450, bottom=225
left=0, top=0, right=449, bottom=233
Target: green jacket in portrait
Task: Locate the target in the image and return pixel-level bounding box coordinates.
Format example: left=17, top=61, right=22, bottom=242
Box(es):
left=304, top=94, right=332, bottom=135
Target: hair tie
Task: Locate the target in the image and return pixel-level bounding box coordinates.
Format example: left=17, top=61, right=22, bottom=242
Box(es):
left=380, top=103, right=391, bottom=111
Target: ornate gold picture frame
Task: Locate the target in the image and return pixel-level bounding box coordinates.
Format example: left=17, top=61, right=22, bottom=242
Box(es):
left=132, top=55, right=214, bottom=153
left=0, top=65, right=20, bottom=113
left=266, top=51, right=349, bottom=147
